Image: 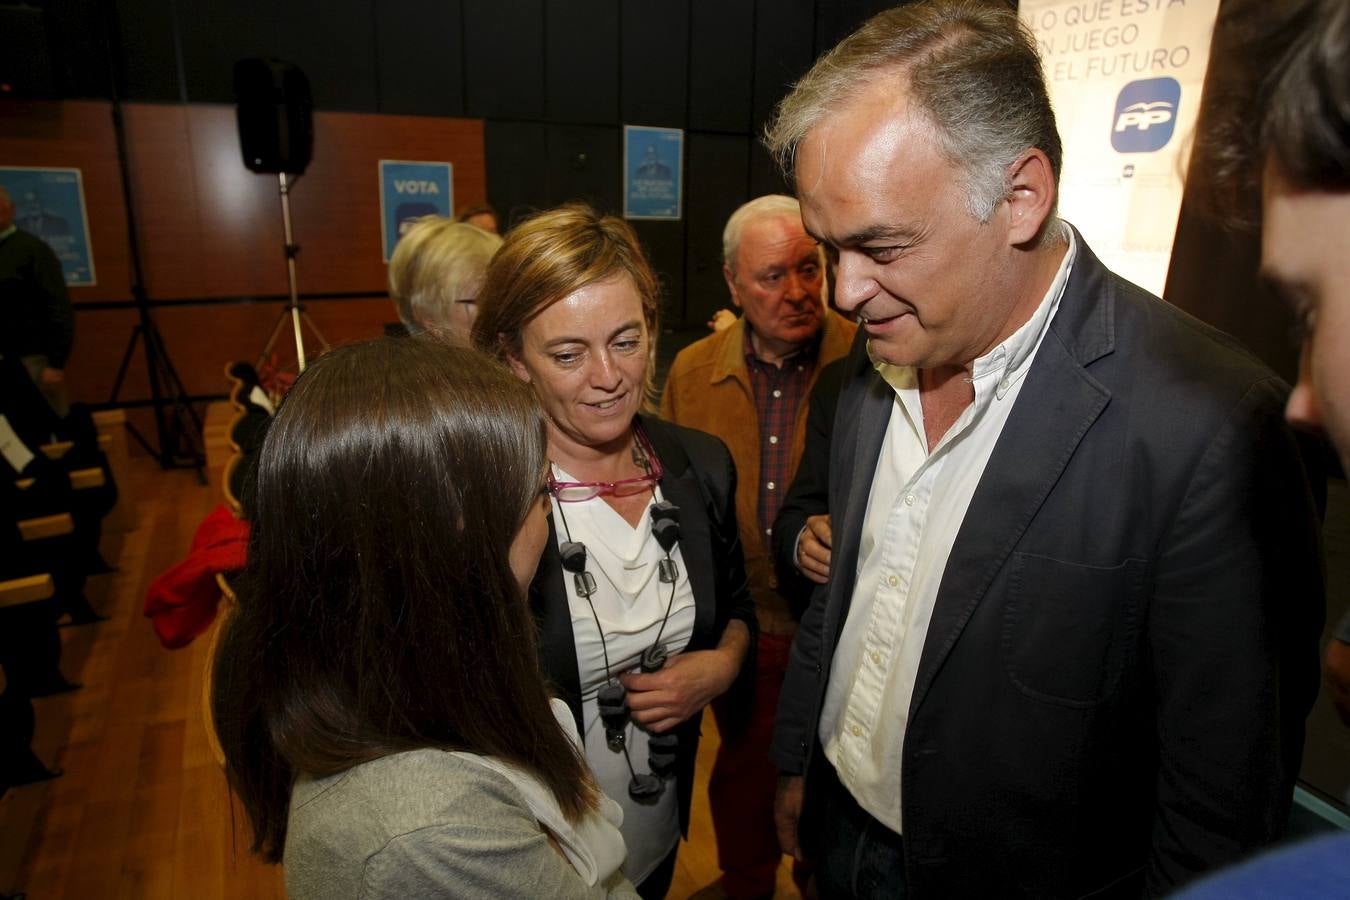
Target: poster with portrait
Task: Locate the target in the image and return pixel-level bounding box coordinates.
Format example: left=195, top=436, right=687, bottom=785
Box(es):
left=379, top=160, right=454, bottom=262
left=624, top=126, right=683, bottom=221
left=0, top=166, right=96, bottom=286
left=1020, top=0, right=1221, bottom=296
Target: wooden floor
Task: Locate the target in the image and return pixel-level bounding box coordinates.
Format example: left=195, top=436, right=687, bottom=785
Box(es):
left=0, top=451, right=799, bottom=899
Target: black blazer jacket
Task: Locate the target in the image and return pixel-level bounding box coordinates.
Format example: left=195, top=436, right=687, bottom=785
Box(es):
left=771, top=233, right=1325, bottom=898
left=532, top=414, right=756, bottom=834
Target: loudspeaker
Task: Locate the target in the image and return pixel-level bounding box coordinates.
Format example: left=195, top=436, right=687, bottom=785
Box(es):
left=233, top=58, right=313, bottom=175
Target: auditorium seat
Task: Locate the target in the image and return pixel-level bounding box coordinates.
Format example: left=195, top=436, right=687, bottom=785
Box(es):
left=0, top=573, right=64, bottom=797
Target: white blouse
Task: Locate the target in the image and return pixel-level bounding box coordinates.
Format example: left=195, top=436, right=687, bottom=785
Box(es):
left=551, top=463, right=696, bottom=885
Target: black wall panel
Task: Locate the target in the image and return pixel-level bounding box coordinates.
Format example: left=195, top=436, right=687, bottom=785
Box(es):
left=463, top=0, right=545, bottom=120
left=545, top=124, right=621, bottom=213
left=684, top=133, right=751, bottom=328
left=631, top=220, right=686, bottom=328
left=375, top=0, right=465, bottom=116
left=174, top=0, right=376, bottom=109
left=114, top=0, right=183, bottom=101
left=177, top=0, right=277, bottom=103
left=688, top=0, right=754, bottom=134
left=752, top=0, right=816, bottom=131
left=176, top=0, right=383, bottom=107
left=749, top=141, right=791, bottom=201
left=0, top=6, right=57, bottom=99
left=545, top=0, right=618, bottom=125
left=44, top=0, right=113, bottom=99
left=271, top=0, right=378, bottom=111
left=620, top=2, right=689, bottom=129
left=485, top=119, right=549, bottom=229
left=813, top=0, right=899, bottom=57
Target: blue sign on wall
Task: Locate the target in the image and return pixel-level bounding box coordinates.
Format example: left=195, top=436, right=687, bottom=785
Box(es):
left=379, top=160, right=454, bottom=261
left=0, top=166, right=96, bottom=286
left=624, top=126, right=683, bottom=221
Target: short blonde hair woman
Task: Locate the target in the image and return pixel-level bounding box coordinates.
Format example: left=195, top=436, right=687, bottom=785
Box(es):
left=388, top=217, right=502, bottom=341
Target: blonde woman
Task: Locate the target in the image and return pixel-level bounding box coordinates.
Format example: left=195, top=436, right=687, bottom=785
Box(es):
left=388, top=217, right=502, bottom=342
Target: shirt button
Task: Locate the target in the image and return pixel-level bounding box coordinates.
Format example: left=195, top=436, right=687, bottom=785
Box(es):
left=851, top=725, right=862, bottom=737
left=888, top=574, right=899, bottom=588
left=904, top=493, right=915, bottom=506
left=871, top=651, right=881, bottom=665
left=772, top=389, right=782, bottom=398
left=765, top=527, right=773, bottom=536
left=999, top=378, right=1010, bottom=392
left=769, top=435, right=779, bottom=445
left=767, top=481, right=776, bottom=491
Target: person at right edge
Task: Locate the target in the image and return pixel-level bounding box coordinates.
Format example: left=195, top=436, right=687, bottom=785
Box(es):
left=767, top=2, right=1325, bottom=898
left=1172, top=0, right=1350, bottom=892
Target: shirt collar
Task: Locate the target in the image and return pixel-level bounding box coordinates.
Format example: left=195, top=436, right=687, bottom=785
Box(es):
left=0, top=225, right=16, bottom=243
left=875, top=223, right=1077, bottom=399
left=742, top=320, right=822, bottom=371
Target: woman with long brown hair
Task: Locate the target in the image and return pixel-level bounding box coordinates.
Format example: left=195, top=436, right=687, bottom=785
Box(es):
left=473, top=204, right=755, bottom=899
left=211, top=337, right=635, bottom=898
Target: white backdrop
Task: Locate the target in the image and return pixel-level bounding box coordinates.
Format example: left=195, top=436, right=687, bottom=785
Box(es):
left=1020, top=0, right=1220, bottom=296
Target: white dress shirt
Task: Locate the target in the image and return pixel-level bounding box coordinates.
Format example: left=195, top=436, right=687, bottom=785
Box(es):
left=819, top=229, right=1077, bottom=835
left=552, top=464, right=696, bottom=884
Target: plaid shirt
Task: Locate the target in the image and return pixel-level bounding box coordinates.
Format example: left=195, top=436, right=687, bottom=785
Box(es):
left=743, top=327, right=820, bottom=541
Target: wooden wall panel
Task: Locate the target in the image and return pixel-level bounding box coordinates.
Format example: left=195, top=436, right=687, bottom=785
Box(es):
left=121, top=104, right=487, bottom=300
left=5, top=101, right=483, bottom=409
left=118, top=104, right=221, bottom=299
left=63, top=307, right=142, bottom=404
left=69, top=299, right=395, bottom=410
left=0, top=100, right=132, bottom=302
left=151, top=300, right=395, bottom=396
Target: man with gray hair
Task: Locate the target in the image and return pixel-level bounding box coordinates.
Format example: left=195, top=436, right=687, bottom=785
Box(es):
left=661, top=194, right=854, bottom=900
left=767, top=2, right=1323, bottom=897
left=0, top=185, right=74, bottom=415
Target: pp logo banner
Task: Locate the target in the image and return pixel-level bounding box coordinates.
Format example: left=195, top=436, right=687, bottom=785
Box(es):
left=1111, top=77, right=1181, bottom=153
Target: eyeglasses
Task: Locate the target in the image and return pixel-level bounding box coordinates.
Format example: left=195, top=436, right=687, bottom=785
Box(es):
left=548, top=430, right=663, bottom=503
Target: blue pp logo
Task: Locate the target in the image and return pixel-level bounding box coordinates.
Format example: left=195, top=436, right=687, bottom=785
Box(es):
left=1111, top=78, right=1181, bottom=153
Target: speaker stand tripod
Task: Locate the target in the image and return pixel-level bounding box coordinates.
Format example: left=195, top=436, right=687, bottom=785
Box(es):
left=258, top=172, right=328, bottom=375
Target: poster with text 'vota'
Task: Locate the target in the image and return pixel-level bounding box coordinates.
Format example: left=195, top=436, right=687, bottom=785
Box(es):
left=379, top=161, right=454, bottom=262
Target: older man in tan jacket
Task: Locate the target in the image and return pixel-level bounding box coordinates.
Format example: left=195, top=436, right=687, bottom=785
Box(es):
left=661, top=195, right=854, bottom=900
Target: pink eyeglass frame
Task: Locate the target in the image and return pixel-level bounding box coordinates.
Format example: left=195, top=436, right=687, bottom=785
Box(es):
left=546, top=427, right=663, bottom=502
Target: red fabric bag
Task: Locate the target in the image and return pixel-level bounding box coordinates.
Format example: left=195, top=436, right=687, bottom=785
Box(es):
left=144, top=503, right=248, bottom=649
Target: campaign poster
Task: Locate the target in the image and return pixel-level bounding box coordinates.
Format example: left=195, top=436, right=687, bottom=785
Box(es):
left=1021, top=0, right=1221, bottom=296
left=0, top=166, right=96, bottom=286
left=379, top=161, right=454, bottom=262
left=624, top=126, right=683, bottom=221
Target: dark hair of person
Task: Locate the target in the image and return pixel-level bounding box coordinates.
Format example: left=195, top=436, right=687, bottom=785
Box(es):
left=1263, top=0, right=1350, bottom=189
left=211, top=337, right=597, bottom=863
left=1196, top=0, right=1350, bottom=220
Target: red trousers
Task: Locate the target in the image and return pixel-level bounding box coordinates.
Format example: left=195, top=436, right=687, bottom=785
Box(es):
left=709, top=631, right=795, bottom=898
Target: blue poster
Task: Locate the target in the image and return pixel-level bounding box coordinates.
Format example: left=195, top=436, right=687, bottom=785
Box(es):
left=0, top=167, right=96, bottom=286
left=624, top=126, right=683, bottom=221
left=379, top=160, right=454, bottom=261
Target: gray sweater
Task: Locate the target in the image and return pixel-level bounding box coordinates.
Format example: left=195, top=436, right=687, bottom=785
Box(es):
left=285, top=749, right=638, bottom=899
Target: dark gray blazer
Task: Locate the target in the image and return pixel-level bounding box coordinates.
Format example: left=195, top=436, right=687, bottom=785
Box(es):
left=771, top=233, right=1325, bottom=898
